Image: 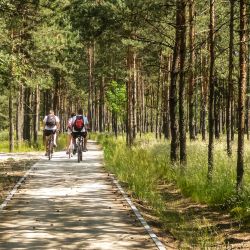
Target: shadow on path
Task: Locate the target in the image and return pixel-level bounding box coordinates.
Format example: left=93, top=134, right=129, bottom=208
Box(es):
left=0, top=141, right=157, bottom=250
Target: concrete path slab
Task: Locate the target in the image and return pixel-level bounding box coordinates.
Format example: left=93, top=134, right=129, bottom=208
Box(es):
left=0, top=141, right=158, bottom=250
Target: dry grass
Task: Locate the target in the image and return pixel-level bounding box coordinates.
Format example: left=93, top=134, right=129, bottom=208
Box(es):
left=0, top=159, right=37, bottom=203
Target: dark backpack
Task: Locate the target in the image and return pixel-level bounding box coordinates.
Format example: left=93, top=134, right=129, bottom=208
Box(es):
left=73, top=115, right=84, bottom=131
left=46, top=114, right=56, bottom=127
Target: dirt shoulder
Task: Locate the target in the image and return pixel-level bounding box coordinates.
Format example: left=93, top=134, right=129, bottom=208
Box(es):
left=0, top=157, right=39, bottom=204
left=131, top=183, right=250, bottom=249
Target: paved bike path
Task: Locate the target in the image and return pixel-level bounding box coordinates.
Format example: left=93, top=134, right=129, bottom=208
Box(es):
left=0, top=141, right=158, bottom=250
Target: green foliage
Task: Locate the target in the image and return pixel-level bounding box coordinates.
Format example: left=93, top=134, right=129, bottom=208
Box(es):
left=97, top=133, right=250, bottom=216
left=106, top=80, right=126, bottom=114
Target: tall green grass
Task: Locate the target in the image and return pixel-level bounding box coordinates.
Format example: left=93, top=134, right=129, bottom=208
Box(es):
left=96, top=133, right=250, bottom=218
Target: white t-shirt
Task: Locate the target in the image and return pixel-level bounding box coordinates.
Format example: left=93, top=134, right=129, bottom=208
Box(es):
left=43, top=115, right=60, bottom=130
left=71, top=115, right=88, bottom=132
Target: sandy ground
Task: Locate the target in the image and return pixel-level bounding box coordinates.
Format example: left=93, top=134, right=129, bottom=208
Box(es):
left=0, top=141, right=158, bottom=250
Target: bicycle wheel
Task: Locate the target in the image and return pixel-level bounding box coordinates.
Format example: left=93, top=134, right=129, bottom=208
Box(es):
left=77, top=138, right=82, bottom=163
left=80, top=139, right=83, bottom=161
left=48, top=136, right=53, bottom=160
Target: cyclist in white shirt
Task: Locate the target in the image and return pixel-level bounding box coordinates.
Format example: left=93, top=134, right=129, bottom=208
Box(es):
left=66, top=112, right=76, bottom=154
left=43, top=109, right=60, bottom=156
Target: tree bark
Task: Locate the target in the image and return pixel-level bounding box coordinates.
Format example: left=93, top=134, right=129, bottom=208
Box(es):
left=188, top=0, right=196, bottom=140
left=126, top=46, right=134, bottom=146
left=226, top=0, right=235, bottom=156
left=178, top=0, right=187, bottom=165
left=99, top=76, right=105, bottom=132
left=237, top=0, right=248, bottom=192
left=16, top=84, right=24, bottom=146
left=163, top=56, right=171, bottom=140
left=208, top=0, right=215, bottom=181
left=23, top=87, right=31, bottom=143
left=33, top=84, right=40, bottom=146
left=87, top=43, right=94, bottom=131
left=9, top=87, right=14, bottom=152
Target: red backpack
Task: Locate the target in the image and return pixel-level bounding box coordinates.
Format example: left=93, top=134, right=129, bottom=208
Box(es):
left=73, top=115, right=84, bottom=131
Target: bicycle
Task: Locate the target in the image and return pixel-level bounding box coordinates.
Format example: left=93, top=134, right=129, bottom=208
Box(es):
left=46, top=133, right=54, bottom=160
left=76, top=135, right=84, bottom=163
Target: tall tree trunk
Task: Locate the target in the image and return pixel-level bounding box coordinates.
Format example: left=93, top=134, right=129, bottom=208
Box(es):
left=53, top=70, right=60, bottom=114
left=226, top=0, right=235, bottom=156
left=156, top=50, right=163, bottom=139
left=208, top=0, right=215, bottom=180
left=188, top=0, right=196, bottom=140
left=88, top=43, right=94, bottom=131
left=201, top=54, right=208, bottom=141
left=9, top=87, right=14, bottom=152
left=150, top=86, right=154, bottom=133
left=94, top=84, right=98, bottom=131
left=178, top=0, right=187, bottom=165
left=237, top=0, right=248, bottom=192
left=132, top=52, right=137, bottom=139
left=141, top=74, right=145, bottom=134
left=170, top=0, right=187, bottom=163
left=214, top=79, right=220, bottom=139
left=99, top=76, right=105, bottom=132
left=23, top=87, right=31, bottom=143
left=126, top=46, right=134, bottom=146
left=33, top=84, right=40, bottom=146
left=163, top=56, right=171, bottom=139
left=16, top=84, right=24, bottom=147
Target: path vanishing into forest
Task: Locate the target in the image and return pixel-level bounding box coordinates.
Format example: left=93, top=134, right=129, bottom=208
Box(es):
left=0, top=141, right=162, bottom=250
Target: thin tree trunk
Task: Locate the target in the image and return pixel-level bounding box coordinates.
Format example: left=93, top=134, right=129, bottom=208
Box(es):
left=23, top=87, right=31, bottom=143
left=201, top=54, right=208, bottom=141
left=226, top=0, right=235, bottom=156
left=150, top=86, right=154, bottom=133
left=178, top=0, right=187, bottom=165
left=188, top=0, right=196, bottom=140
left=126, top=46, right=134, bottom=146
left=9, top=87, right=14, bottom=152
left=87, top=43, right=94, bottom=131
left=16, top=84, right=24, bottom=146
left=214, top=79, right=220, bottom=139
left=33, top=84, right=40, bottom=146
left=99, top=76, right=105, bottom=132
left=208, top=0, right=215, bottom=181
left=156, top=50, right=163, bottom=139
left=132, top=52, right=137, bottom=139
left=237, top=0, right=248, bottom=192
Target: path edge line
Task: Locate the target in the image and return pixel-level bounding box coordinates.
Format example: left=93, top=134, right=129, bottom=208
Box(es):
left=110, top=175, right=166, bottom=250
left=0, top=159, right=41, bottom=211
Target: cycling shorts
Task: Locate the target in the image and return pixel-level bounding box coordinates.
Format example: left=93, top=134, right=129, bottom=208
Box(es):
left=72, top=131, right=87, bottom=139
left=44, top=129, right=56, bottom=136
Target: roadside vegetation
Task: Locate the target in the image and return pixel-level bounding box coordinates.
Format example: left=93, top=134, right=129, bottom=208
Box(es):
left=0, top=130, right=67, bottom=153
left=95, top=133, right=250, bottom=247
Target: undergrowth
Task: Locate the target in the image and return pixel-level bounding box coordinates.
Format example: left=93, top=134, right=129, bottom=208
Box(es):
left=95, top=133, right=250, bottom=247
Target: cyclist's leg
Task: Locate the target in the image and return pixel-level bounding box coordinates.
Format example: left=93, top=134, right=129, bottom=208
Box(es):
left=44, top=130, right=50, bottom=156
left=83, top=132, right=88, bottom=151
left=72, top=132, right=77, bottom=154
left=53, top=130, right=57, bottom=147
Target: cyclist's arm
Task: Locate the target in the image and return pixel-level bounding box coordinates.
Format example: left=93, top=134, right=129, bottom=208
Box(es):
left=43, top=116, right=47, bottom=130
